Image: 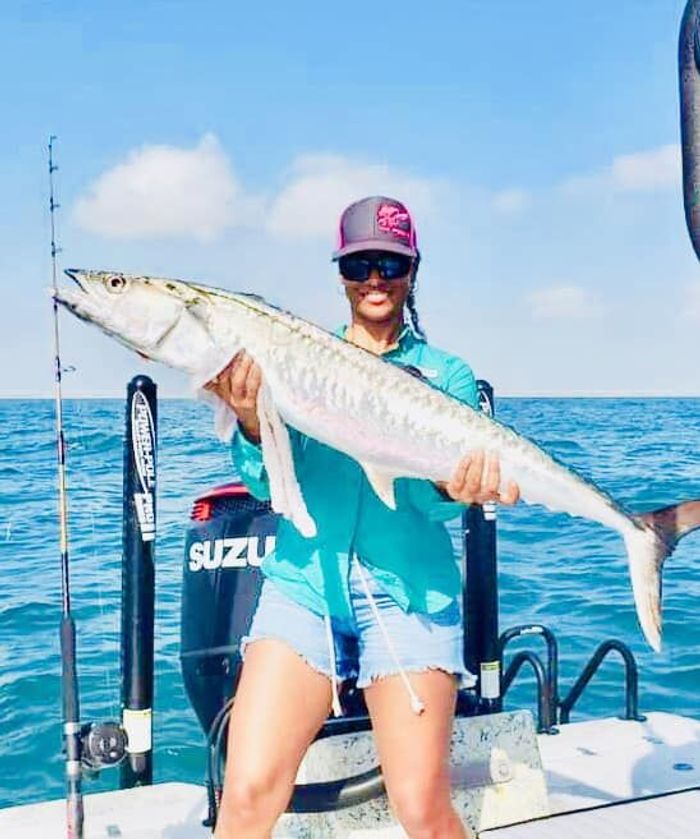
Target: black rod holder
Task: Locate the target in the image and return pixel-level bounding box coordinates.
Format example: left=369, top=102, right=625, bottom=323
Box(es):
left=463, top=380, right=501, bottom=713
left=679, top=0, right=700, bottom=260
left=120, top=376, right=157, bottom=788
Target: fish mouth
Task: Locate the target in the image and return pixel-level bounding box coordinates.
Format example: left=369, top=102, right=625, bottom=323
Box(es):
left=64, top=268, right=86, bottom=290
left=53, top=269, right=98, bottom=324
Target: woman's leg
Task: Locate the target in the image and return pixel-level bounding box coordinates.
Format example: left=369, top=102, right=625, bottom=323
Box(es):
left=364, top=670, right=474, bottom=839
left=214, top=638, right=333, bottom=839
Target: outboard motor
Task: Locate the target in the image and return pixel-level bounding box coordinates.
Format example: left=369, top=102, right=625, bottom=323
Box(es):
left=180, top=482, right=384, bottom=823
left=180, top=483, right=276, bottom=737
left=181, top=481, right=374, bottom=740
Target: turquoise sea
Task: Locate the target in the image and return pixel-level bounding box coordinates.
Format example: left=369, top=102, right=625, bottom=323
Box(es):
left=1, top=397, right=699, bottom=809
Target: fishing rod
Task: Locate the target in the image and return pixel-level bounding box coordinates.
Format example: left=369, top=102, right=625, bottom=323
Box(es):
left=47, top=138, right=137, bottom=836
left=48, top=135, right=84, bottom=838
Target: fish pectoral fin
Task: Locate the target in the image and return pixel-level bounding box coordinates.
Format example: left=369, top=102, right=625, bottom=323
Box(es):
left=257, top=385, right=317, bottom=538
left=359, top=461, right=399, bottom=509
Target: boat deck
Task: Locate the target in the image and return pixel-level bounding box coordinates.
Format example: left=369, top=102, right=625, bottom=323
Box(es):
left=1, top=711, right=698, bottom=837
left=483, top=789, right=700, bottom=838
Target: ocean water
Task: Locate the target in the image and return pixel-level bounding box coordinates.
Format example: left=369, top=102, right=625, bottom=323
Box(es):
left=1, top=396, right=699, bottom=809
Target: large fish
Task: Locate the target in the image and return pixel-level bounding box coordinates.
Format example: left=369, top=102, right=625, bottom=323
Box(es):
left=55, top=269, right=700, bottom=652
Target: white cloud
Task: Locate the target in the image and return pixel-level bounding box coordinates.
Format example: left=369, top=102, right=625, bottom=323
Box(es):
left=264, top=154, right=439, bottom=238
left=73, top=140, right=440, bottom=244
left=562, top=143, right=681, bottom=194
left=492, top=188, right=529, bottom=214
left=528, top=285, right=603, bottom=319
left=609, top=144, right=681, bottom=191
left=73, top=134, right=252, bottom=241
left=682, top=281, right=700, bottom=321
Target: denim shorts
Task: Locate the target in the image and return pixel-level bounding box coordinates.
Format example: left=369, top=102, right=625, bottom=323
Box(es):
left=242, top=555, right=475, bottom=689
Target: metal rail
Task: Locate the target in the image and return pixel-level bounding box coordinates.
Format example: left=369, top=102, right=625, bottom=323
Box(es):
left=499, top=624, right=559, bottom=733
left=501, top=650, right=554, bottom=734
left=559, top=639, right=645, bottom=724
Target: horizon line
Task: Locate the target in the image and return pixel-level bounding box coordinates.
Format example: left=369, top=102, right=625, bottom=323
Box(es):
left=3, top=392, right=700, bottom=401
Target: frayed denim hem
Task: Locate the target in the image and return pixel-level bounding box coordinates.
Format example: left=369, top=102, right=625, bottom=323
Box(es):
left=356, top=664, right=477, bottom=690
left=240, top=633, right=358, bottom=683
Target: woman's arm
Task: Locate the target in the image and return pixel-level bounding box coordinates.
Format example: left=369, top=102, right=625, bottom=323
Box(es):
left=206, top=352, right=270, bottom=500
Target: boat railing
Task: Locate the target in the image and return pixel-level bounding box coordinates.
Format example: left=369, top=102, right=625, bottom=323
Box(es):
left=499, top=628, right=645, bottom=730
left=558, top=638, right=646, bottom=724
left=499, top=625, right=559, bottom=734
left=501, top=650, right=555, bottom=734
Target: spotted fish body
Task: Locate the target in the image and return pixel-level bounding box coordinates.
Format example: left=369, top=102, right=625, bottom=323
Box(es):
left=55, top=270, right=700, bottom=652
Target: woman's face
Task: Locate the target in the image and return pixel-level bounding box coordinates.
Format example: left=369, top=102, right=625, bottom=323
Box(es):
left=341, top=256, right=412, bottom=326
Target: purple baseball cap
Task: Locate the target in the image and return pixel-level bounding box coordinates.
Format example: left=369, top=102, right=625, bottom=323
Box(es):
left=332, top=196, right=419, bottom=260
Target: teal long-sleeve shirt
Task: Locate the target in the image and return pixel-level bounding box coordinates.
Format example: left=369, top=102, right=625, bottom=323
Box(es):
left=231, top=325, right=478, bottom=624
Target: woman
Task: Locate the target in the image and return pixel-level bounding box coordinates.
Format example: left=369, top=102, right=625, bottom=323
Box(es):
left=207, top=196, right=519, bottom=839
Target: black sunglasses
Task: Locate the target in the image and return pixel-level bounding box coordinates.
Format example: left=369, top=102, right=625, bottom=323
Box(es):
left=338, top=252, right=413, bottom=282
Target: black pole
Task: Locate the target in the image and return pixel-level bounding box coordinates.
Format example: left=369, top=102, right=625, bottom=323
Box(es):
left=120, top=376, right=157, bottom=788
left=463, top=380, right=501, bottom=713
left=679, top=0, right=700, bottom=260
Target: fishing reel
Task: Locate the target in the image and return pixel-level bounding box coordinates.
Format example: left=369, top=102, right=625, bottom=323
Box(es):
left=79, top=721, right=128, bottom=774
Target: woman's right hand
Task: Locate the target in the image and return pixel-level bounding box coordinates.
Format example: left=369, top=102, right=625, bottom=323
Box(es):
left=205, top=351, right=262, bottom=443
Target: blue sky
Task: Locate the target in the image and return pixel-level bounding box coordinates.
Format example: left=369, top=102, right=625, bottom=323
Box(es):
left=1, top=0, right=697, bottom=397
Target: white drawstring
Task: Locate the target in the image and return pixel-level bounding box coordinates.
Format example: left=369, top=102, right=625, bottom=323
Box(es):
left=354, top=559, right=425, bottom=715
left=324, top=615, right=343, bottom=717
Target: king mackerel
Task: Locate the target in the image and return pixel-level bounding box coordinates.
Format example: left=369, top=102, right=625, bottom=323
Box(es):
left=55, top=268, right=700, bottom=653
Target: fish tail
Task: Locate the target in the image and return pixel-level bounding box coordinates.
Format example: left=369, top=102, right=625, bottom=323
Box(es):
left=626, top=500, right=700, bottom=651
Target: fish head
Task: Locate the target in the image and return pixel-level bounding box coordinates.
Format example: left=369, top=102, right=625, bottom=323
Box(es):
left=56, top=269, right=197, bottom=360
left=55, top=269, right=258, bottom=381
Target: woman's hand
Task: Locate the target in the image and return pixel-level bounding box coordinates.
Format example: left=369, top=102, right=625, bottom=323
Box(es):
left=439, top=450, right=520, bottom=506
left=205, top=351, right=262, bottom=443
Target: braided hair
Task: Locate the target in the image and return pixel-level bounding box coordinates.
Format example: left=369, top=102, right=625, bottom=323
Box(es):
left=405, top=253, right=426, bottom=340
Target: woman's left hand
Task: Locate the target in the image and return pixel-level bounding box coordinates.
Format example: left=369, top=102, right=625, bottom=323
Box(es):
left=440, top=450, right=520, bottom=506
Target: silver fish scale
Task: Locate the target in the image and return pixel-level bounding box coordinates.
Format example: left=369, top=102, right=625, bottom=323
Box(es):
left=212, top=293, right=630, bottom=534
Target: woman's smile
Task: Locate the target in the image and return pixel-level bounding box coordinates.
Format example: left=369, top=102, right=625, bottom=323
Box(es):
left=363, top=289, right=390, bottom=304
left=344, top=274, right=410, bottom=326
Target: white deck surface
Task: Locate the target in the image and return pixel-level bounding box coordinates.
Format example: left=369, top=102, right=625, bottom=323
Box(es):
left=1, top=712, right=698, bottom=837
left=540, top=711, right=700, bottom=814
left=0, top=782, right=210, bottom=838
left=481, top=789, right=700, bottom=838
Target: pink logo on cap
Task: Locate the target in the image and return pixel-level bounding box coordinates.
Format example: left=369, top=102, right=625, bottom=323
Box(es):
left=376, top=203, right=411, bottom=243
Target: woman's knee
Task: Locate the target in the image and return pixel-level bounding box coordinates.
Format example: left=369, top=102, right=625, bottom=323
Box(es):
left=387, top=777, right=458, bottom=838
left=218, top=764, right=293, bottom=832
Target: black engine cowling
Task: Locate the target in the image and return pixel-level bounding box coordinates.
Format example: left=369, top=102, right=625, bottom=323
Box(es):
left=180, top=483, right=276, bottom=736
left=180, top=481, right=386, bottom=813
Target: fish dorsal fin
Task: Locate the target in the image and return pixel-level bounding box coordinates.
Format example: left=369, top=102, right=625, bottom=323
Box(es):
left=359, top=461, right=399, bottom=510
left=257, top=384, right=317, bottom=538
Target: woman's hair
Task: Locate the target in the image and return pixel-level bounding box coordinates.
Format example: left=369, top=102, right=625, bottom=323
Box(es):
left=406, top=255, right=426, bottom=340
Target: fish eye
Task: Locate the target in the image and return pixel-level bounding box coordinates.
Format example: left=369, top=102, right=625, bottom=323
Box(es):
left=105, top=275, right=128, bottom=294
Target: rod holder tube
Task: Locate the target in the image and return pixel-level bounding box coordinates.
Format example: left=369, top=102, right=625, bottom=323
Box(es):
left=120, top=376, right=157, bottom=788
left=463, top=381, right=501, bottom=713
left=679, top=0, right=700, bottom=260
